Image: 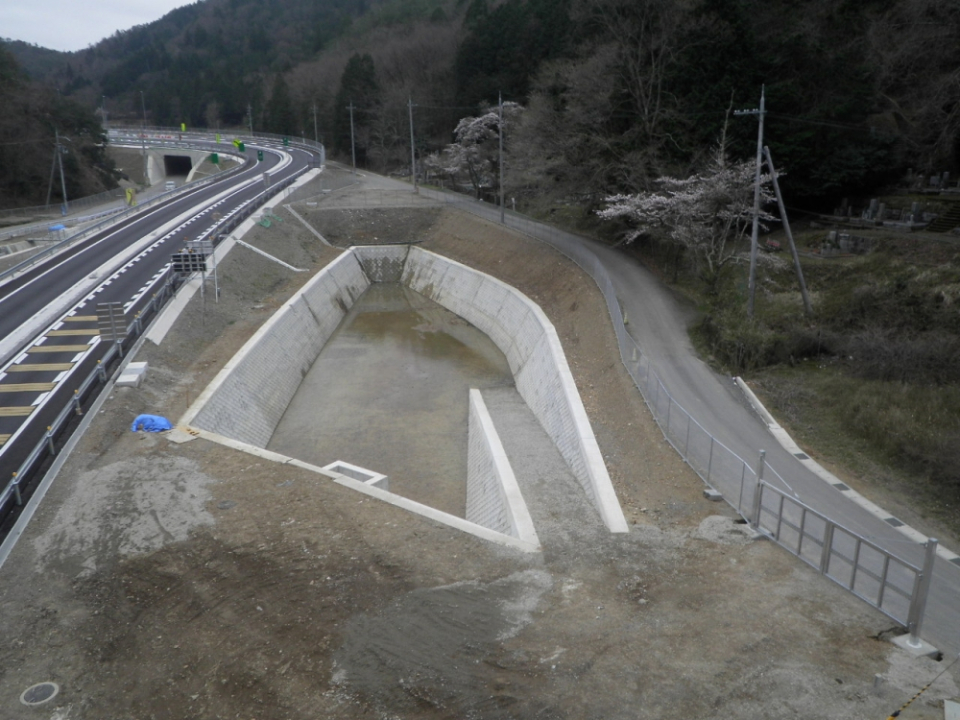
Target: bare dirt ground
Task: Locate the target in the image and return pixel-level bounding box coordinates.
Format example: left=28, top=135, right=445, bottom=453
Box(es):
left=1, top=167, right=958, bottom=720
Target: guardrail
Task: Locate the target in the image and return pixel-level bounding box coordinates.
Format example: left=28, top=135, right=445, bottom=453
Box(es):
left=0, top=144, right=248, bottom=289
left=0, top=138, right=315, bottom=532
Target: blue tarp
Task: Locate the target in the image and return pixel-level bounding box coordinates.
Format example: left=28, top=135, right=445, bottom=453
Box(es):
left=48, top=224, right=66, bottom=231
left=130, top=414, right=174, bottom=432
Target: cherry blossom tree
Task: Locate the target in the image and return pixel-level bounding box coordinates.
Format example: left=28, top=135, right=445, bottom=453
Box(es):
left=598, top=140, right=775, bottom=290
left=439, top=102, right=523, bottom=198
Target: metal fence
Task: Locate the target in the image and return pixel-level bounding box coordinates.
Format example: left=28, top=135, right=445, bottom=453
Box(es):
left=752, top=482, right=929, bottom=627
left=299, top=180, right=933, bottom=634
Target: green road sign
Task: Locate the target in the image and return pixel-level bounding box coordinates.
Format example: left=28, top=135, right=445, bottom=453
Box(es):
left=238, top=141, right=245, bottom=152
left=210, top=153, right=219, bottom=165
left=283, top=137, right=289, bottom=146
left=257, top=150, right=264, bottom=161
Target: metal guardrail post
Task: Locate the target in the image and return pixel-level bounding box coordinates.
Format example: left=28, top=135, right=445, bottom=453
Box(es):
left=820, top=522, right=835, bottom=574
left=905, top=538, right=938, bottom=647
left=12, top=474, right=22, bottom=505
left=750, top=450, right=766, bottom=529
left=72, top=390, right=83, bottom=416
left=706, top=436, right=714, bottom=483
left=46, top=426, right=55, bottom=455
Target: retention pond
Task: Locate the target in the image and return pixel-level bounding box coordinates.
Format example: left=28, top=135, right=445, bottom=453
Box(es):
left=267, top=282, right=514, bottom=517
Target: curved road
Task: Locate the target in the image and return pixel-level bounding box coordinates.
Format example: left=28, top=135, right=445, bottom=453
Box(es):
left=0, top=136, right=317, bottom=531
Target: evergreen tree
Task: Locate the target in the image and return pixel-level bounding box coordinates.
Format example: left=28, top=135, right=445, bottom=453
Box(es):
left=267, top=74, right=297, bottom=136
left=333, top=53, right=379, bottom=162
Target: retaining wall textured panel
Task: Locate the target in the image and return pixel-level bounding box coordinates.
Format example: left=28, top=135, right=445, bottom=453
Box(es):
left=187, top=251, right=368, bottom=446
left=405, top=247, right=627, bottom=532
left=466, top=389, right=539, bottom=545
left=466, top=392, right=513, bottom=535
left=354, top=245, right=409, bottom=283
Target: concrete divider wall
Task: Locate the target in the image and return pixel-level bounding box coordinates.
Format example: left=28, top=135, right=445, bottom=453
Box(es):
left=466, top=389, right=538, bottom=546
left=184, top=251, right=369, bottom=446
left=403, top=247, right=628, bottom=533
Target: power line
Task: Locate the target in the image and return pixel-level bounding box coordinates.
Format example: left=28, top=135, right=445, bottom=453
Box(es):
left=766, top=112, right=878, bottom=132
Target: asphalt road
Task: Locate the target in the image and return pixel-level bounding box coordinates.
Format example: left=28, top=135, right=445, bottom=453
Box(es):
left=0, top=137, right=315, bottom=527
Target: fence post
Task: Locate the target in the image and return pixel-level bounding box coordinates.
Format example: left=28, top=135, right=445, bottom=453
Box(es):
left=737, top=461, right=746, bottom=512
left=750, top=450, right=766, bottom=529
left=819, top=522, right=835, bottom=574
left=905, top=538, right=938, bottom=648
left=706, top=436, right=714, bottom=483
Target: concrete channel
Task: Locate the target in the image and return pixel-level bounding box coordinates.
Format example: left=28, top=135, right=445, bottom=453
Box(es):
left=180, top=244, right=628, bottom=550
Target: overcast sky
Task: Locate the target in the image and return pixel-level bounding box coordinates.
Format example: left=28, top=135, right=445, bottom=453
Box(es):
left=2, top=0, right=199, bottom=52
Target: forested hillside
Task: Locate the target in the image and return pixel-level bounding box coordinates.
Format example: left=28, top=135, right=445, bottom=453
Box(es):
left=4, top=0, right=960, bottom=209
left=0, top=45, right=117, bottom=210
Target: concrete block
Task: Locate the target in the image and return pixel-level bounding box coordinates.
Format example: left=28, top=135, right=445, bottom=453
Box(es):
left=116, top=361, right=148, bottom=387
left=891, top=633, right=940, bottom=658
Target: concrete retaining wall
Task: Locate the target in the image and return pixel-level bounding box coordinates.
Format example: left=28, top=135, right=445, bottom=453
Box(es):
left=182, top=244, right=626, bottom=534
left=466, top=389, right=539, bottom=546
left=403, top=247, right=628, bottom=533
left=182, top=250, right=369, bottom=446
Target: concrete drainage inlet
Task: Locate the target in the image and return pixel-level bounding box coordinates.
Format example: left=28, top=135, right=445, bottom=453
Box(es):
left=20, top=681, right=59, bottom=706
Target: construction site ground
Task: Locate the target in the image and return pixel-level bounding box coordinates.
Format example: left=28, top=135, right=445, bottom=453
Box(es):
left=0, top=167, right=957, bottom=720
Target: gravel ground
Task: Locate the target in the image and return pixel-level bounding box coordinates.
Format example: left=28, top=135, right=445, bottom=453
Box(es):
left=0, top=166, right=957, bottom=720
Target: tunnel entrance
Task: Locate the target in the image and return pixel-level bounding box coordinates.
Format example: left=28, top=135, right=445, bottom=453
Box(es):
left=163, top=154, right=193, bottom=178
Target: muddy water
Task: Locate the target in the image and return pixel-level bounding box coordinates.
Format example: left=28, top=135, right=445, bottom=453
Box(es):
left=267, top=282, right=514, bottom=517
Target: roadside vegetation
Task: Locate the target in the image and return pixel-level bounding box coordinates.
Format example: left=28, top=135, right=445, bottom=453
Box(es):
left=605, top=207, right=960, bottom=540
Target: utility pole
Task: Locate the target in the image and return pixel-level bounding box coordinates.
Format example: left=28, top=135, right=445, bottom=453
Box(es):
left=53, top=129, right=69, bottom=214
left=764, top=146, right=813, bottom=316
left=408, top=97, right=418, bottom=193
left=46, top=130, right=58, bottom=208
left=347, top=102, right=357, bottom=175
left=498, top=93, right=505, bottom=223
left=312, top=103, right=319, bottom=144
left=140, top=90, right=148, bottom=185
left=735, top=85, right=765, bottom=318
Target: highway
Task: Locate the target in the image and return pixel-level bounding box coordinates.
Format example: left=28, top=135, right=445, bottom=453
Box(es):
left=0, top=134, right=317, bottom=533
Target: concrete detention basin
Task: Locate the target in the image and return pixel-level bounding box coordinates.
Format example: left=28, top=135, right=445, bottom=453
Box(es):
left=267, top=282, right=513, bottom=517
left=180, top=245, right=627, bottom=546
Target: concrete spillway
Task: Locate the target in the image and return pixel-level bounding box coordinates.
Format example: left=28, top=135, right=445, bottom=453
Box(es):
left=180, top=245, right=627, bottom=542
